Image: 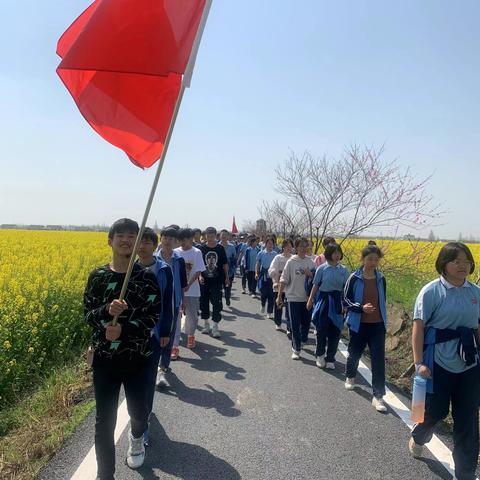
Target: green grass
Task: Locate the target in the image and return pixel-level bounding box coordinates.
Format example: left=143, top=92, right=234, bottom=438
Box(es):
left=387, top=273, right=426, bottom=310
left=0, top=359, right=94, bottom=480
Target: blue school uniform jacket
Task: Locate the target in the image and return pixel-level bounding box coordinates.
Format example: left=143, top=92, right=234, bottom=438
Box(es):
left=343, top=267, right=387, bottom=333
left=139, top=258, right=174, bottom=341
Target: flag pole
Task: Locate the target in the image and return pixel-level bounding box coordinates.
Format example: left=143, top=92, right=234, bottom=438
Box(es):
left=112, top=0, right=212, bottom=325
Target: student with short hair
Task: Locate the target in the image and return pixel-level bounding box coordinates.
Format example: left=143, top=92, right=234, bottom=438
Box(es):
left=408, top=242, right=480, bottom=480
left=174, top=228, right=206, bottom=349
left=192, top=228, right=203, bottom=248
left=256, top=236, right=277, bottom=318
left=269, top=239, right=293, bottom=333
left=84, top=219, right=167, bottom=477
left=277, top=237, right=315, bottom=359
left=343, top=244, right=388, bottom=412
left=155, top=227, right=187, bottom=385
left=245, top=237, right=260, bottom=297
left=199, top=227, right=229, bottom=338
left=315, top=236, right=336, bottom=267
left=220, top=229, right=237, bottom=306
left=307, top=243, right=349, bottom=370
left=136, top=227, right=174, bottom=447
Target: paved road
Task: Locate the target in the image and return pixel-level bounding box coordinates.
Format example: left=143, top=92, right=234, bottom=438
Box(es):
left=39, top=281, right=454, bottom=480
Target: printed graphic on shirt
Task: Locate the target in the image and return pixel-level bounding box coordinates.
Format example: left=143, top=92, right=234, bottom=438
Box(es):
left=185, top=260, right=194, bottom=280
left=294, top=267, right=306, bottom=276
left=205, top=251, right=218, bottom=278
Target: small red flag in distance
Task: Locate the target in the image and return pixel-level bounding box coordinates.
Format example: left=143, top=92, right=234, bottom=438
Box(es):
left=232, top=216, right=238, bottom=234
left=56, top=0, right=206, bottom=169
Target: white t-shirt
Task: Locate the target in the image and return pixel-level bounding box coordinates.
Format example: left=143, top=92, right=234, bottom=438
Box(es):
left=174, top=246, right=205, bottom=297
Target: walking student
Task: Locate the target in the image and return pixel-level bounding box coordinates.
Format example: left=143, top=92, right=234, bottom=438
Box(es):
left=245, top=236, right=260, bottom=297
left=84, top=219, right=169, bottom=478
left=307, top=243, right=349, bottom=370
left=136, top=227, right=174, bottom=446
left=199, top=227, right=229, bottom=338
left=174, top=228, right=206, bottom=349
left=269, top=238, right=293, bottom=333
left=315, top=236, right=336, bottom=267
left=155, top=226, right=187, bottom=385
left=255, top=236, right=277, bottom=318
left=237, top=235, right=250, bottom=294
left=409, top=242, right=480, bottom=480
left=277, top=237, right=315, bottom=359
left=220, top=229, right=237, bottom=306
left=343, top=244, right=388, bottom=412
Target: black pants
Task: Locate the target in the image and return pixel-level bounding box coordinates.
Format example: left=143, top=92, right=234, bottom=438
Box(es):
left=200, top=281, right=223, bottom=323
left=412, top=363, right=480, bottom=480
left=223, top=275, right=235, bottom=303
left=241, top=266, right=247, bottom=290
left=93, top=356, right=150, bottom=480
left=246, top=271, right=257, bottom=294
left=260, top=278, right=274, bottom=313
left=288, top=301, right=310, bottom=352
left=273, top=292, right=289, bottom=327
left=315, top=321, right=341, bottom=363
left=345, top=322, right=386, bottom=398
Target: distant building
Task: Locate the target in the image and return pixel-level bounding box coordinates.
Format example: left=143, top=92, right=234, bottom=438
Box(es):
left=46, top=225, right=64, bottom=231
left=256, top=219, right=267, bottom=234
left=1, top=224, right=18, bottom=229
left=403, top=234, right=415, bottom=241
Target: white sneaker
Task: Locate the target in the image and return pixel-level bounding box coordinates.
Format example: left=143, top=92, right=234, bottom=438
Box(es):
left=275, top=324, right=282, bottom=331
left=325, top=362, right=335, bottom=370
left=202, top=320, right=211, bottom=334
left=211, top=323, right=221, bottom=338
left=126, top=431, right=145, bottom=469
left=267, top=313, right=274, bottom=320
left=345, top=378, right=356, bottom=390
left=291, top=351, right=300, bottom=360
left=250, top=293, right=257, bottom=298
left=155, top=370, right=169, bottom=388
left=372, top=397, right=387, bottom=412
left=408, top=437, right=424, bottom=458
left=260, top=305, right=266, bottom=314
left=316, top=355, right=326, bottom=368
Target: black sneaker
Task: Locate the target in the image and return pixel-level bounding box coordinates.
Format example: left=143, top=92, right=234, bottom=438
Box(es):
left=226, top=299, right=231, bottom=306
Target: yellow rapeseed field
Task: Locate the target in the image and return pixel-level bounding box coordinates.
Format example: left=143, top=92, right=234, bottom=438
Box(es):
left=0, top=230, right=110, bottom=407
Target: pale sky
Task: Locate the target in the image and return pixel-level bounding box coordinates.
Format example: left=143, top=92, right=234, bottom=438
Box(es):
left=1, top=1, right=479, bottom=239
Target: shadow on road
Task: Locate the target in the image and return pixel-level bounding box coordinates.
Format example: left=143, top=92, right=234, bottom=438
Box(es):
left=228, top=305, right=264, bottom=320
left=220, top=331, right=266, bottom=355
left=181, top=340, right=247, bottom=380
left=416, top=456, right=453, bottom=480
left=140, top=415, right=241, bottom=480
left=161, top=372, right=241, bottom=418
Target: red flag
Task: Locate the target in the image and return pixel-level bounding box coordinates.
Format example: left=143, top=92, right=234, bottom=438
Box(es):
left=57, top=0, right=206, bottom=169
left=232, top=216, right=238, bottom=234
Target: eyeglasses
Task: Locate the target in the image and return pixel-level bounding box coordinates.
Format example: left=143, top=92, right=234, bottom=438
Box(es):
left=448, top=260, right=473, bottom=268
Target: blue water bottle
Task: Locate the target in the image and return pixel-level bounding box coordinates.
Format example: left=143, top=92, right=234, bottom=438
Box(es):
left=411, top=374, right=427, bottom=423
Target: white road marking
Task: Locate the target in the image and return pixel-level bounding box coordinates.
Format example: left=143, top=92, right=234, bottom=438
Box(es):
left=70, top=398, right=130, bottom=480
left=338, top=340, right=462, bottom=479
